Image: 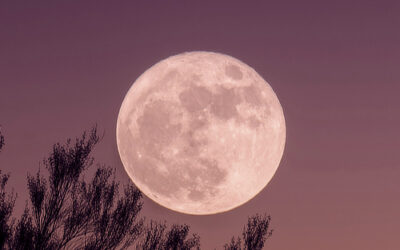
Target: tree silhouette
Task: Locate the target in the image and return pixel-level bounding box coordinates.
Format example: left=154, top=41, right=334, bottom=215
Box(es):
left=0, top=129, right=16, bottom=249
left=7, top=128, right=145, bottom=249
left=0, top=127, right=272, bottom=249
left=138, top=221, right=200, bottom=250
left=0, top=129, right=4, bottom=152
left=0, top=171, right=15, bottom=249
left=224, top=214, right=273, bottom=250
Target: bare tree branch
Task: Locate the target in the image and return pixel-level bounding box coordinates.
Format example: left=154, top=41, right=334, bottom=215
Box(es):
left=224, top=214, right=273, bottom=250
left=10, top=127, right=144, bottom=250
left=137, top=221, right=200, bottom=250
left=0, top=128, right=4, bottom=152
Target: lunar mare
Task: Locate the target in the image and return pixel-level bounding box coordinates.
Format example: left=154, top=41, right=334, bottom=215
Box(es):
left=117, top=51, right=286, bottom=215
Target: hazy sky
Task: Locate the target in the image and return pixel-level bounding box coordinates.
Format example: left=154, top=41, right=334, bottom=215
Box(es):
left=1, top=1, right=399, bottom=249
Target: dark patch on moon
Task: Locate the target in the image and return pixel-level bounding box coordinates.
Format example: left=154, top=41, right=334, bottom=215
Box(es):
left=247, top=116, right=263, bottom=128
left=241, top=85, right=263, bottom=106
left=182, top=158, right=227, bottom=202
left=210, top=86, right=241, bottom=120
left=188, top=189, right=205, bottom=201
left=225, top=64, right=243, bottom=80
left=179, top=85, right=212, bottom=112
left=198, top=158, right=227, bottom=185
left=190, top=115, right=207, bottom=130
left=137, top=100, right=181, bottom=156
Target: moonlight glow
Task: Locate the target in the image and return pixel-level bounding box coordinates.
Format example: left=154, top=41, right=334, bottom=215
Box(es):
left=117, top=51, right=286, bottom=215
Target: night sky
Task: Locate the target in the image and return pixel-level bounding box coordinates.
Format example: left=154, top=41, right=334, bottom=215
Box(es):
left=1, top=1, right=399, bottom=249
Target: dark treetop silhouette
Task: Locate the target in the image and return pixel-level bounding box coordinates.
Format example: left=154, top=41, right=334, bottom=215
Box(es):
left=223, top=214, right=272, bottom=250
left=0, top=128, right=272, bottom=250
left=0, top=130, right=4, bottom=152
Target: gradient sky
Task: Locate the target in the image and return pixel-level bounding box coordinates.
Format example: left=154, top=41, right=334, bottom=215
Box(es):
left=1, top=1, right=399, bottom=249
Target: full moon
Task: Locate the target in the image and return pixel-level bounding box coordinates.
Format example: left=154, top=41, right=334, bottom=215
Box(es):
left=117, top=51, right=285, bottom=215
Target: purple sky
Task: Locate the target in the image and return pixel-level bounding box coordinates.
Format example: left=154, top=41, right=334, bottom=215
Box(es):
left=1, top=1, right=399, bottom=249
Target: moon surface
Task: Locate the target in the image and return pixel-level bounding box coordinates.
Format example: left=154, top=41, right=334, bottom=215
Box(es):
left=117, top=51, right=285, bottom=215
